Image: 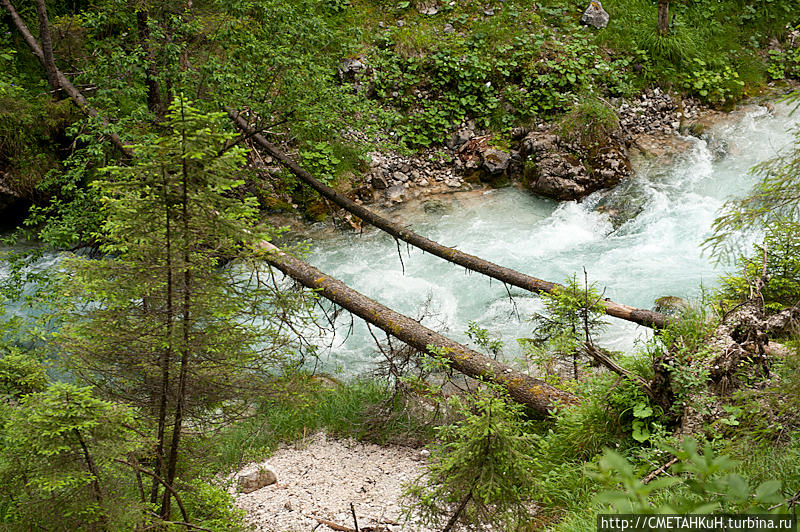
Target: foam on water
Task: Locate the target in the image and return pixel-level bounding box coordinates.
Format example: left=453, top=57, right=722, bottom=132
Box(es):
left=307, top=103, right=800, bottom=373
left=2, top=104, right=798, bottom=375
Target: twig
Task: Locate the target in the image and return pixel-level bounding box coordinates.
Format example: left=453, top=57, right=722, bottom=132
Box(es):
left=441, top=491, right=472, bottom=532
left=769, top=487, right=800, bottom=511
left=311, top=516, right=355, bottom=532
left=641, top=457, right=679, bottom=484
left=350, top=502, right=360, bottom=532
left=395, top=237, right=405, bottom=275
left=584, top=342, right=656, bottom=400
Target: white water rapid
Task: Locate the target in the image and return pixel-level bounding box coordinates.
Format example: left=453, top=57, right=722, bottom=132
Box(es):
left=305, top=102, right=800, bottom=374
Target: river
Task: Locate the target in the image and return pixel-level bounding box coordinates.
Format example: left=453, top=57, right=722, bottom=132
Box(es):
left=303, top=102, right=800, bottom=374
left=2, top=102, right=798, bottom=377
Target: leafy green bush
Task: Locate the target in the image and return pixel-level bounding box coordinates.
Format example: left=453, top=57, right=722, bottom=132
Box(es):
left=680, top=58, right=744, bottom=105
left=300, top=141, right=342, bottom=185
left=593, top=437, right=786, bottom=513
left=767, top=46, right=800, bottom=81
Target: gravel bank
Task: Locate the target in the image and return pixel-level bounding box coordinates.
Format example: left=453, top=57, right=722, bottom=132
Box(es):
left=234, top=432, right=433, bottom=532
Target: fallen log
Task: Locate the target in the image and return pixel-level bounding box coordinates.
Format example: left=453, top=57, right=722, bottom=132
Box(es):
left=229, top=110, right=670, bottom=329
left=1, top=0, right=131, bottom=157
left=257, top=241, right=576, bottom=416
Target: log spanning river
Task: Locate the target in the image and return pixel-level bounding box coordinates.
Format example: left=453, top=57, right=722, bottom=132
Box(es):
left=304, top=102, right=800, bottom=374
left=1, top=102, right=799, bottom=376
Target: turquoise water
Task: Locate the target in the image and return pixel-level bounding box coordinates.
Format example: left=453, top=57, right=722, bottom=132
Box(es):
left=304, top=103, right=800, bottom=373
left=3, top=102, right=799, bottom=376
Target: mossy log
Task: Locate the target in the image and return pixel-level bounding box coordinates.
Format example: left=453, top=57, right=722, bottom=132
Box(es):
left=258, top=242, right=576, bottom=416
left=230, top=110, right=670, bottom=329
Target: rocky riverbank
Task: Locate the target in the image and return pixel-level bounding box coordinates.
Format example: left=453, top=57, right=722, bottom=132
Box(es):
left=352, top=88, right=709, bottom=207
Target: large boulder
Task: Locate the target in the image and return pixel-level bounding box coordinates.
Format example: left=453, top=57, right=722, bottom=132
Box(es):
left=580, top=1, right=609, bottom=29
left=482, top=148, right=511, bottom=175
left=520, top=130, right=631, bottom=201
left=237, top=467, right=277, bottom=494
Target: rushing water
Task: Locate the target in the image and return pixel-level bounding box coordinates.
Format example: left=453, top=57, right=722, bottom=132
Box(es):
left=2, top=103, right=799, bottom=376
left=305, top=103, right=800, bottom=374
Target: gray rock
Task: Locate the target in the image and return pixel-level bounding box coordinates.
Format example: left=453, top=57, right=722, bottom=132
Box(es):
left=483, top=8, right=494, bottom=16
left=392, top=170, right=409, bottom=182
left=337, top=57, right=366, bottom=82
left=370, top=172, right=389, bottom=189
left=417, top=2, right=439, bottom=15
left=443, top=23, right=455, bottom=34
left=423, top=199, right=450, bottom=214
left=445, top=128, right=473, bottom=150
left=384, top=184, right=407, bottom=203
left=482, top=149, right=511, bottom=174
left=238, top=468, right=277, bottom=494
left=653, top=296, right=689, bottom=316
left=580, top=0, right=609, bottom=29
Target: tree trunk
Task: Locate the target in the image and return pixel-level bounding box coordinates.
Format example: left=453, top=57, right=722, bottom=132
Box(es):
left=160, top=109, right=192, bottom=520
left=152, top=168, right=174, bottom=505
left=259, top=241, right=576, bottom=416
left=657, top=0, right=669, bottom=36
left=135, top=8, right=165, bottom=117
left=1, top=0, right=131, bottom=157
left=33, top=0, right=59, bottom=96
left=229, top=110, right=670, bottom=330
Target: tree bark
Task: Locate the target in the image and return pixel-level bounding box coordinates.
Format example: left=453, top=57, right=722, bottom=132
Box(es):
left=657, top=0, right=669, bottom=36
left=230, top=110, right=670, bottom=330
left=33, top=0, right=59, bottom=96
left=258, top=241, right=576, bottom=416
left=1, top=0, right=132, bottom=157
left=136, top=8, right=165, bottom=117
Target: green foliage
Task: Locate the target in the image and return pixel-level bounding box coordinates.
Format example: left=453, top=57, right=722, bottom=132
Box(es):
left=680, top=58, right=745, bottom=105
left=466, top=320, right=502, bottom=358
left=594, top=437, right=786, bottom=513
left=0, top=383, right=144, bottom=530
left=0, top=347, right=49, bottom=401
left=520, top=275, right=608, bottom=378
left=556, top=95, right=620, bottom=148
left=719, top=219, right=800, bottom=311
left=404, top=385, right=538, bottom=531
left=767, top=45, right=800, bottom=81
left=371, top=30, right=632, bottom=148
left=300, top=141, right=342, bottom=185
left=180, top=478, right=248, bottom=532
left=637, top=25, right=699, bottom=65
left=0, top=96, right=78, bottom=202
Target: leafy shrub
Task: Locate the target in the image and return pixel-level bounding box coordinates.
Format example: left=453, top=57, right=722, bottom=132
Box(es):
left=680, top=58, right=744, bottom=105
left=299, top=141, right=342, bottom=185
left=767, top=46, right=800, bottom=81
left=593, top=437, right=786, bottom=513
